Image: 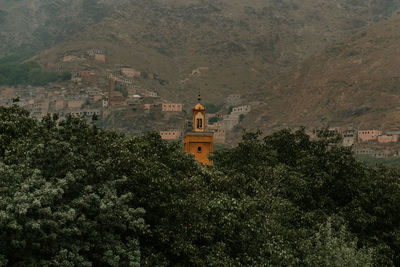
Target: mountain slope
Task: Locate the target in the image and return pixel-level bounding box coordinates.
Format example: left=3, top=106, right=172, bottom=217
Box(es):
left=32, top=0, right=400, bottom=105
left=245, top=12, right=400, bottom=133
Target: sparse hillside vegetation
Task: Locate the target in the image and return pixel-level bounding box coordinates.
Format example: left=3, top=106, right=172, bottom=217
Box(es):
left=245, top=12, right=400, bottom=136
left=0, top=62, right=70, bottom=86
left=31, top=0, right=400, bottom=105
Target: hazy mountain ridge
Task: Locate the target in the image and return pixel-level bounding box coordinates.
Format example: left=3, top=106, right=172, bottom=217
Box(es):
left=0, top=0, right=133, bottom=57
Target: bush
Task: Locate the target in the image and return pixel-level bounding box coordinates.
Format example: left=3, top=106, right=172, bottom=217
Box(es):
left=204, top=103, right=223, bottom=114
left=208, top=116, right=220, bottom=123
left=0, top=61, right=70, bottom=86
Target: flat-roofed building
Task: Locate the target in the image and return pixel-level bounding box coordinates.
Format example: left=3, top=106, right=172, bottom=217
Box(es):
left=160, top=130, right=182, bottom=140
left=358, top=130, right=382, bottom=142
left=162, top=103, right=183, bottom=112
left=378, top=134, right=399, bottom=143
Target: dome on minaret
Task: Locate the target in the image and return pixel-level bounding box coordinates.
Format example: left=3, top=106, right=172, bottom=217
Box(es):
left=193, top=103, right=205, bottom=111
left=193, top=93, right=205, bottom=111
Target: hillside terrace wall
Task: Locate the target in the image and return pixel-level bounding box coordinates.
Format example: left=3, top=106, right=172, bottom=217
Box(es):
left=354, top=148, right=377, bottom=156
left=63, top=55, right=77, bottom=62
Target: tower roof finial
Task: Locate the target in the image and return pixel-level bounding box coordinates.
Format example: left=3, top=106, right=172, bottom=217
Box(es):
left=198, top=92, right=201, bottom=103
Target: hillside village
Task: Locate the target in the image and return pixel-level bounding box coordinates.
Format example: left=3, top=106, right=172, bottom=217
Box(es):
left=0, top=48, right=256, bottom=145
left=2, top=82, right=400, bottom=160
left=1, top=47, right=400, bottom=158
left=309, top=126, right=400, bottom=159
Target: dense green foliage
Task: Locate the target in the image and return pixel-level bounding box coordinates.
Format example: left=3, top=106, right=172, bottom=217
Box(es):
left=204, top=103, right=223, bottom=114
left=0, top=61, right=70, bottom=86
left=115, top=86, right=128, bottom=97
left=356, top=155, right=400, bottom=168
left=208, top=116, right=221, bottom=124
left=0, top=52, right=35, bottom=64
left=1, top=106, right=400, bottom=266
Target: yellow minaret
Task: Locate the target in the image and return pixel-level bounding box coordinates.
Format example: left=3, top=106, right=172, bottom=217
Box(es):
left=184, top=95, right=214, bottom=165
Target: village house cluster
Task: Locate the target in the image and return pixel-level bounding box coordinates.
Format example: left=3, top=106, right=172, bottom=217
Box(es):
left=2, top=47, right=255, bottom=145
left=59, top=48, right=256, bottom=144
left=327, top=126, right=400, bottom=158
left=0, top=86, right=104, bottom=121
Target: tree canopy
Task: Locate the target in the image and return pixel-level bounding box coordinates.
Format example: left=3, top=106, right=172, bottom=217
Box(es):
left=1, top=106, right=400, bottom=266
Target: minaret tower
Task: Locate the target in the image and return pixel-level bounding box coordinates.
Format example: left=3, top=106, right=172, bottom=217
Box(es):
left=184, top=95, right=214, bottom=165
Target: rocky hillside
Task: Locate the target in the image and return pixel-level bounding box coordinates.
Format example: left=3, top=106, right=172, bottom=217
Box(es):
left=30, top=0, right=400, bottom=105
left=244, top=12, right=400, bottom=134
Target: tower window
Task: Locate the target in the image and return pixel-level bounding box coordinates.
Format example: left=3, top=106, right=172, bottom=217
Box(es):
left=197, top=119, right=203, bottom=129
left=197, top=146, right=202, bottom=153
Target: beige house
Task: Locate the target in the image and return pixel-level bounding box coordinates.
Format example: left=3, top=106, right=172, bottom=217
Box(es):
left=162, top=103, right=183, bottom=112
left=231, top=105, right=251, bottom=115
left=94, top=54, right=106, bottom=63
left=67, top=99, right=85, bottom=109
left=160, top=130, right=182, bottom=140
left=378, top=135, right=399, bottom=143
left=121, top=67, right=141, bottom=78
left=358, top=130, right=382, bottom=142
